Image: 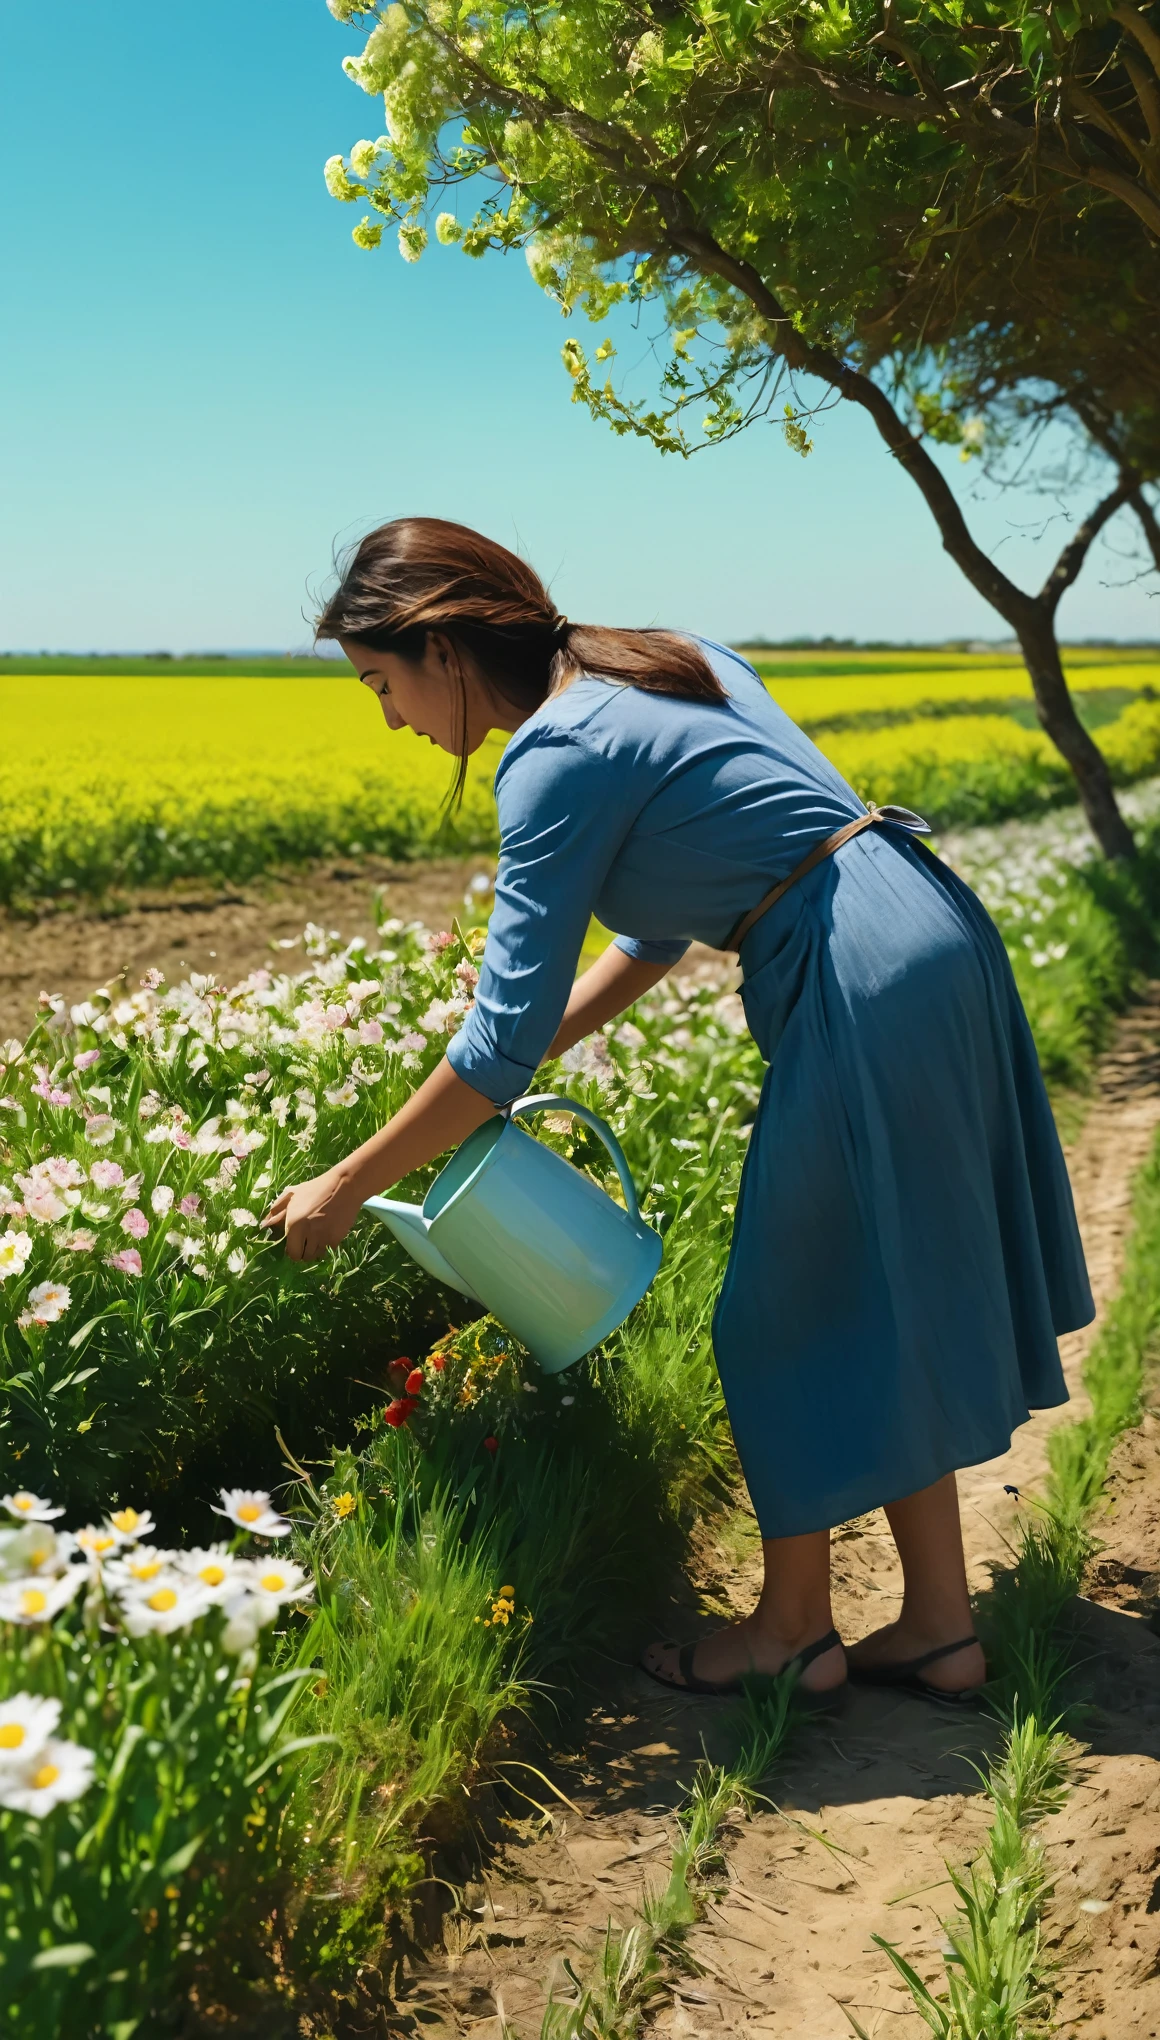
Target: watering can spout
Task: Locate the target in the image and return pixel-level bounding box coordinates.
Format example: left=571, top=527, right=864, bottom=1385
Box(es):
left=361, top=1195, right=480, bottom=1299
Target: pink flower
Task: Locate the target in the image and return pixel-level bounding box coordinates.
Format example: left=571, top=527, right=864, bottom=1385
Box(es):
left=106, top=1248, right=142, bottom=1277
left=178, top=1194, right=201, bottom=1218
left=424, top=930, right=455, bottom=955
left=399, top=1030, right=426, bottom=1054
left=42, top=1158, right=84, bottom=1190
left=121, top=1208, right=149, bottom=1240
left=73, top=1049, right=101, bottom=1071
left=455, top=961, right=479, bottom=992
left=140, top=968, right=164, bottom=990
left=90, top=1161, right=124, bottom=1190
left=171, top=1128, right=191, bottom=1151
left=64, top=1229, right=97, bottom=1252
left=358, top=1019, right=383, bottom=1046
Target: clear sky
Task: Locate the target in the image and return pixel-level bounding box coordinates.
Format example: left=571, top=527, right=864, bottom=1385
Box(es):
left=1, top=2, right=1154, bottom=651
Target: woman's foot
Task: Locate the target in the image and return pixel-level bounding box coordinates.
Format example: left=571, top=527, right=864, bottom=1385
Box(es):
left=846, top=1619, right=986, bottom=1693
left=641, top=1614, right=847, bottom=1695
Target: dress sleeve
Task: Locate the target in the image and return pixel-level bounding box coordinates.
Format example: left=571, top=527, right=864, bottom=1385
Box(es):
left=614, top=934, right=690, bottom=965
left=446, top=728, right=641, bottom=1104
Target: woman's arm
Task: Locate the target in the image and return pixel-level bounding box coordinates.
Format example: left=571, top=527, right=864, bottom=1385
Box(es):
left=542, top=942, right=671, bottom=1059
left=263, top=943, right=671, bottom=1261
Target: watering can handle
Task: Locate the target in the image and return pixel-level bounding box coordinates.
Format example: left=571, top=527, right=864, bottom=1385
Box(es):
left=506, top=1094, right=644, bottom=1225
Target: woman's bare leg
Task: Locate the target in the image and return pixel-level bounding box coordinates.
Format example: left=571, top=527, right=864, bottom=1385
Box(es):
left=846, top=1472, right=986, bottom=1692
left=642, top=1528, right=846, bottom=1692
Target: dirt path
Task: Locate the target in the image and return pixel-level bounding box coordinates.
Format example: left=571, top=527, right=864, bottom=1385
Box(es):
left=390, top=987, right=1160, bottom=2040
left=0, top=860, right=496, bottom=1041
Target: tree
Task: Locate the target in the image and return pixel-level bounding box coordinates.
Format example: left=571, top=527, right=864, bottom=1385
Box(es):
left=320, top=0, right=1160, bottom=857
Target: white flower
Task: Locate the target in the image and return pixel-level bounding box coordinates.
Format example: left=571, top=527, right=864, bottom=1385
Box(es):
left=398, top=220, right=427, bottom=262
left=435, top=210, right=462, bottom=245
left=247, top=1558, right=313, bottom=1610
left=349, top=137, right=379, bottom=177
left=0, top=1231, right=33, bottom=1282
left=229, top=1207, right=259, bottom=1228
left=105, top=1506, right=154, bottom=1545
left=213, top=1488, right=291, bottom=1538
left=150, top=1183, right=175, bottom=1216
left=0, top=1523, right=73, bottom=1580
left=103, top=1545, right=174, bottom=1590
left=324, top=1080, right=358, bottom=1108
left=119, top=1578, right=213, bottom=1636
left=226, top=1248, right=247, bottom=1275
left=0, top=1570, right=83, bottom=1624
left=176, top=1545, right=248, bottom=1601
left=83, top=1114, right=117, bottom=1147
left=73, top=1524, right=120, bottom=1563
left=0, top=1736, right=96, bottom=1816
left=0, top=1693, right=61, bottom=1769
left=21, top=1281, right=71, bottom=1326
left=2, top=1492, right=63, bottom=1524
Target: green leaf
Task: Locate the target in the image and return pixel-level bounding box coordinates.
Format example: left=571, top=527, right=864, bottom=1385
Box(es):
left=30, top=1942, right=96, bottom=1970
left=160, top=1828, right=209, bottom=1877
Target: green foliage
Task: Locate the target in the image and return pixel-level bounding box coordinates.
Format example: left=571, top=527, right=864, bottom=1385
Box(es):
left=0, top=1521, right=317, bottom=2040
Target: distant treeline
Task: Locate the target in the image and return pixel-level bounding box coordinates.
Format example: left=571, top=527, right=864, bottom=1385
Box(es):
left=0, top=654, right=355, bottom=678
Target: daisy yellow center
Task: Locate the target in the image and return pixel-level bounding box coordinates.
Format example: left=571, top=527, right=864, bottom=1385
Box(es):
left=259, top=1572, right=285, bottom=1593
left=19, top=1589, right=47, bottom=1616
left=0, top=1724, right=25, bottom=1749
left=90, top=1536, right=115, bottom=1554
left=131, top=1559, right=162, bottom=1580
left=12, top=1496, right=34, bottom=1514
left=111, top=1509, right=140, bottom=1532
left=236, top=1503, right=262, bottom=1523
left=31, top=1763, right=59, bottom=1790
left=148, top=1588, right=178, bottom=1612
left=199, top=1565, right=226, bottom=1586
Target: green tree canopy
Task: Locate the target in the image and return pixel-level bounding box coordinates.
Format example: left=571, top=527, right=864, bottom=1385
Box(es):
left=321, top=0, right=1160, bottom=854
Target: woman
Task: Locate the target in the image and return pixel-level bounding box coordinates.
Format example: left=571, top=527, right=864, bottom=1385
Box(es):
left=264, top=517, right=1092, bottom=1707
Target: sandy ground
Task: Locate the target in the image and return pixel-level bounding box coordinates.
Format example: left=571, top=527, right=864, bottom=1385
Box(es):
left=376, top=988, right=1160, bottom=2040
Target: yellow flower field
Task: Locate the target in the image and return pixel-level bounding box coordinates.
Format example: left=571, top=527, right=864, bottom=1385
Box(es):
left=2, top=653, right=1158, bottom=904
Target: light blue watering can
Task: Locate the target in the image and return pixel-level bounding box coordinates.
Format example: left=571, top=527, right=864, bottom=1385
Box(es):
left=362, top=1093, right=662, bottom=1373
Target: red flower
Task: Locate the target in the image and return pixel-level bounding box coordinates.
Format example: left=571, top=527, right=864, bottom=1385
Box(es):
left=483, top=1436, right=498, bottom=1456
left=387, top=1357, right=411, bottom=1385
left=405, top=1368, right=425, bottom=1396
left=430, top=1353, right=446, bottom=1373
left=383, top=1399, right=411, bottom=1428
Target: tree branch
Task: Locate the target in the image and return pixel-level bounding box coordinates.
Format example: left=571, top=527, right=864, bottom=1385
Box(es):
left=1115, top=1, right=1160, bottom=81
left=1131, top=487, right=1160, bottom=573
left=1037, top=477, right=1138, bottom=615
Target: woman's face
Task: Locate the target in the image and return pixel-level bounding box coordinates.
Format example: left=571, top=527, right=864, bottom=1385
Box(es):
left=344, top=632, right=519, bottom=756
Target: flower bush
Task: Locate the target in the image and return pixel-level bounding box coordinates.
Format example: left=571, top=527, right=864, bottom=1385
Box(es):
left=0, top=1485, right=319, bottom=2039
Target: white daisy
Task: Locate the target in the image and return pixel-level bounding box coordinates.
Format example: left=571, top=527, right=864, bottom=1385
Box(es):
left=212, top=1488, right=291, bottom=1538
left=0, top=1570, right=83, bottom=1625
left=0, top=1523, right=73, bottom=1581
left=248, top=1559, right=313, bottom=1609
left=2, top=1491, right=63, bottom=1524
left=102, top=1546, right=175, bottom=1590
left=0, top=1693, right=61, bottom=1769
left=119, top=1579, right=213, bottom=1637
left=0, top=1736, right=95, bottom=1816
left=73, top=1524, right=121, bottom=1563
left=104, top=1506, right=155, bottom=1545
left=0, top=1230, right=35, bottom=1282
left=22, top=1281, right=71, bottom=1325
left=176, top=1545, right=248, bottom=1601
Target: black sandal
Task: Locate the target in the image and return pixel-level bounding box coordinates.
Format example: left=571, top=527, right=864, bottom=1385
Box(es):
left=847, top=1634, right=984, bottom=1707
left=640, top=1625, right=846, bottom=1709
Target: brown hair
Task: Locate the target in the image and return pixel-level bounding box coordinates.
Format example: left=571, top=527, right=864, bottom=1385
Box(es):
left=315, top=517, right=726, bottom=801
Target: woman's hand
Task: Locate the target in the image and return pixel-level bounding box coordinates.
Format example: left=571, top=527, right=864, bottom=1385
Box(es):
left=261, top=1166, right=364, bottom=1262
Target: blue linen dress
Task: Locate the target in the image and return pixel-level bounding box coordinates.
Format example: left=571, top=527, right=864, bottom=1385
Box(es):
left=446, top=640, right=1093, bottom=1537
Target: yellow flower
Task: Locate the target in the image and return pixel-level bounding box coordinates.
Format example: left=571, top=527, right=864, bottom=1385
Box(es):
left=332, top=1491, right=356, bottom=1519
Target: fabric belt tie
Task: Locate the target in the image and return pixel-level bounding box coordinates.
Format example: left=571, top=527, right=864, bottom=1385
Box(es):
left=723, top=803, right=931, bottom=954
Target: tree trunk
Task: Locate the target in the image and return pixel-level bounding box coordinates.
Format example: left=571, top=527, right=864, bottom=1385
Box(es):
left=1015, top=609, right=1137, bottom=858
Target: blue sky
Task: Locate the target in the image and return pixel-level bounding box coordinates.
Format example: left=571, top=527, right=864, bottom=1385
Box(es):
left=1, top=2, right=1154, bottom=651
